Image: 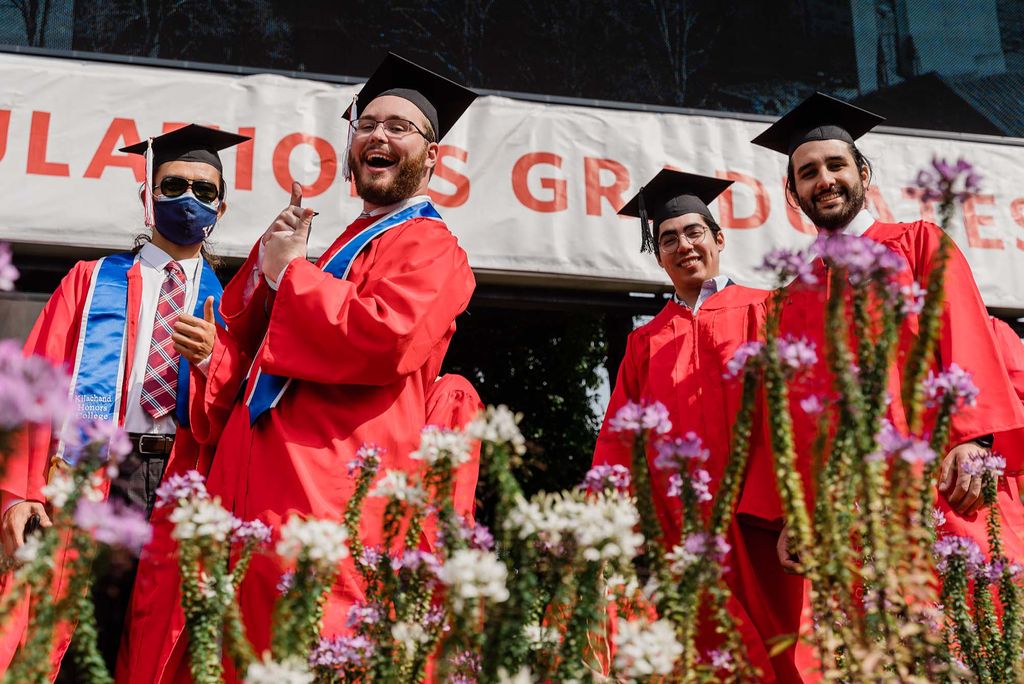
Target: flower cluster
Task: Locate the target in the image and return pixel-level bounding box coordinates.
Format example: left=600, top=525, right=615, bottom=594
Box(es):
left=73, top=498, right=152, bottom=555
left=723, top=341, right=764, bottom=380
left=41, top=470, right=78, bottom=509
left=581, top=464, right=631, bottom=494
left=170, top=497, right=236, bottom=542
left=0, top=242, right=18, bottom=291
left=439, top=548, right=510, bottom=611
left=868, top=421, right=936, bottom=465
left=410, top=425, right=473, bottom=466
left=666, top=532, right=731, bottom=574
left=934, top=535, right=985, bottom=574
left=276, top=516, right=349, bottom=566
left=368, top=470, right=426, bottom=504
left=667, top=469, right=712, bottom=502
left=775, top=336, right=818, bottom=375
left=458, top=519, right=495, bottom=551
left=347, top=443, right=384, bottom=476
left=814, top=232, right=906, bottom=285
left=309, top=634, right=375, bottom=669
left=232, top=518, right=272, bottom=545
left=155, top=470, right=209, bottom=508
left=244, top=654, right=313, bottom=684
left=960, top=452, right=1006, bottom=478
left=82, top=419, right=132, bottom=464
left=466, top=404, right=527, bottom=455
left=609, top=400, right=672, bottom=435
left=757, top=246, right=817, bottom=286
left=923, top=363, right=980, bottom=412
left=898, top=281, right=927, bottom=316
left=654, top=432, right=709, bottom=470
left=613, top=617, right=683, bottom=679
left=914, top=157, right=981, bottom=203
left=0, top=340, right=73, bottom=431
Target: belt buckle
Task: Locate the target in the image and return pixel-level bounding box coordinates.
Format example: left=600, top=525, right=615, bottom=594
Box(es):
left=138, top=434, right=166, bottom=455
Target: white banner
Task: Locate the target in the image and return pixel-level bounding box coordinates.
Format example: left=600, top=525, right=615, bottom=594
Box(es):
left=2, top=53, right=1024, bottom=306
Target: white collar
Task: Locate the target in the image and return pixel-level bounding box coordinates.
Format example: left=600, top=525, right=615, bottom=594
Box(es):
left=838, top=209, right=877, bottom=237
left=672, top=275, right=732, bottom=305
left=363, top=194, right=433, bottom=218
left=139, top=240, right=201, bottom=276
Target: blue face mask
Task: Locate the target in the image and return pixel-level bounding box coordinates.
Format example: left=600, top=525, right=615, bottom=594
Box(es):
left=153, top=193, right=220, bottom=246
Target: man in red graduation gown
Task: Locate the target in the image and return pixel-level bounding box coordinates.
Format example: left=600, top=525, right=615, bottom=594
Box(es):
left=119, top=54, right=478, bottom=683
left=0, top=124, right=246, bottom=679
left=742, top=93, right=1024, bottom=680
left=592, top=170, right=798, bottom=681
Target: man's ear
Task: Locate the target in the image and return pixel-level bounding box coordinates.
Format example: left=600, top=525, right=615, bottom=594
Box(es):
left=217, top=199, right=228, bottom=219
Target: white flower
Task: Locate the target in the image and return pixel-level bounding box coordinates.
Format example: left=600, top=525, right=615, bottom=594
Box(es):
left=41, top=471, right=75, bottom=509
left=410, top=425, right=473, bottom=466
left=571, top=492, right=644, bottom=563
left=497, top=667, right=535, bottom=684
left=170, top=497, right=236, bottom=542
left=244, top=653, right=313, bottom=684
left=523, top=623, right=560, bottom=648
left=466, top=405, right=527, bottom=455
left=368, top=470, right=426, bottom=504
left=390, top=620, right=431, bottom=657
left=14, top=534, right=43, bottom=565
left=613, top=617, right=683, bottom=680
left=439, top=548, right=510, bottom=611
left=505, top=493, right=576, bottom=550
left=276, top=516, right=349, bottom=567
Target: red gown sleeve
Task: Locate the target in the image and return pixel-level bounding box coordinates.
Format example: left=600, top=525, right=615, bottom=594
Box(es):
left=218, top=241, right=272, bottom=358
left=898, top=223, right=1024, bottom=445
left=990, top=317, right=1024, bottom=401
left=261, top=219, right=475, bottom=386
left=1, top=262, right=92, bottom=507
left=424, top=374, right=484, bottom=519
left=592, top=333, right=643, bottom=469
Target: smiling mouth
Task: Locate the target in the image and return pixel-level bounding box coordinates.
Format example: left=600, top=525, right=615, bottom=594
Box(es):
left=677, top=256, right=701, bottom=267
left=364, top=151, right=397, bottom=169
left=815, top=189, right=845, bottom=204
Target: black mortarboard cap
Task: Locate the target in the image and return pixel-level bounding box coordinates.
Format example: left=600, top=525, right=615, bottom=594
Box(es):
left=119, top=124, right=250, bottom=174
left=344, top=53, right=478, bottom=141
left=618, top=170, right=734, bottom=253
left=751, top=92, right=885, bottom=156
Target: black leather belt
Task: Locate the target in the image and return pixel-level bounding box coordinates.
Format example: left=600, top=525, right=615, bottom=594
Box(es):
left=128, top=433, right=175, bottom=456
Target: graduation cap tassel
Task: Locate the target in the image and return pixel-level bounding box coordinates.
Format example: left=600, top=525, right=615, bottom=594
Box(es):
left=143, top=137, right=155, bottom=229
left=638, top=187, right=656, bottom=254
left=341, top=95, right=358, bottom=182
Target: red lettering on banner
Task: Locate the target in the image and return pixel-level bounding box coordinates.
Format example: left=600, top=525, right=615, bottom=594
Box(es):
left=0, top=110, right=10, bottom=162
left=584, top=157, right=629, bottom=217
left=272, top=133, right=337, bottom=197
left=865, top=186, right=894, bottom=222
left=511, top=152, right=567, bottom=213
left=778, top=176, right=816, bottom=234
left=715, top=170, right=767, bottom=229
left=83, top=118, right=144, bottom=181
left=962, top=194, right=1003, bottom=249
left=26, top=112, right=69, bottom=177
left=235, top=127, right=255, bottom=191
left=430, top=145, right=470, bottom=208
left=901, top=187, right=936, bottom=224
left=1010, top=199, right=1024, bottom=250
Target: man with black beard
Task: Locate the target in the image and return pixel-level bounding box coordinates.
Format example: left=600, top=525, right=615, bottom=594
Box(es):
left=119, top=55, right=480, bottom=681
left=735, top=93, right=1024, bottom=681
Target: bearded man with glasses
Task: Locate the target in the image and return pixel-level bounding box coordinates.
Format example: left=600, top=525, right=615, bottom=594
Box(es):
left=592, top=170, right=796, bottom=681
left=0, top=124, right=248, bottom=679
left=125, top=54, right=479, bottom=682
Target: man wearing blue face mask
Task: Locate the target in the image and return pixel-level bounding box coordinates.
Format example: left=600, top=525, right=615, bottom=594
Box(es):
left=0, top=123, right=248, bottom=679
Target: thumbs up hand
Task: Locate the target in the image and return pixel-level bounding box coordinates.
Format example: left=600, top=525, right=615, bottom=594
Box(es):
left=173, top=295, right=218, bottom=366
left=262, top=181, right=315, bottom=283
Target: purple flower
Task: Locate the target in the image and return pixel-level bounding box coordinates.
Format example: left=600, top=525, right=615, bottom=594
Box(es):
left=346, top=602, right=383, bottom=629
left=0, top=342, right=73, bottom=431
left=359, top=546, right=382, bottom=568
left=310, top=634, right=375, bottom=669
left=684, top=532, right=731, bottom=564
left=347, top=443, right=384, bottom=476
left=706, top=648, right=734, bottom=671
left=154, top=470, right=208, bottom=508
left=609, top=400, right=672, bottom=435
left=813, top=233, right=906, bottom=285
left=581, top=464, right=632, bottom=494
left=898, top=281, right=927, bottom=316
left=232, top=518, right=272, bottom=545
left=974, top=559, right=1022, bottom=585
left=74, top=498, right=152, bottom=555
left=277, top=571, right=294, bottom=594
left=775, top=336, right=818, bottom=375
left=757, top=247, right=817, bottom=286
left=916, top=156, right=982, bottom=203
left=667, top=473, right=683, bottom=498
left=0, top=243, right=18, bottom=291
left=961, top=452, right=1006, bottom=478
left=934, top=535, right=985, bottom=574
left=390, top=549, right=441, bottom=577
left=799, top=395, right=824, bottom=415
left=923, top=364, right=979, bottom=413
left=868, top=421, right=936, bottom=465
left=932, top=507, right=947, bottom=529
left=691, top=468, right=712, bottom=503
left=723, top=341, right=764, bottom=380
left=653, top=432, right=709, bottom=471
left=459, top=520, right=495, bottom=551
left=84, top=419, right=132, bottom=463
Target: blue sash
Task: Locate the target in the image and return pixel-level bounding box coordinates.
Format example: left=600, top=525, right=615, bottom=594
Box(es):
left=245, top=200, right=442, bottom=424
left=57, top=252, right=223, bottom=461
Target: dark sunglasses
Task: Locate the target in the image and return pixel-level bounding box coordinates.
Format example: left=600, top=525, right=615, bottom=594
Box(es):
left=156, top=176, right=221, bottom=203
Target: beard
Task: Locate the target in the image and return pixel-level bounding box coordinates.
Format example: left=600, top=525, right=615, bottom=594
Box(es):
left=798, top=179, right=867, bottom=231
left=350, top=144, right=428, bottom=206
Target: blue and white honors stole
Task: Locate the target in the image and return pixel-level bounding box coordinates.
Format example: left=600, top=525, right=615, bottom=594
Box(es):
left=245, top=200, right=443, bottom=425
left=55, top=252, right=224, bottom=462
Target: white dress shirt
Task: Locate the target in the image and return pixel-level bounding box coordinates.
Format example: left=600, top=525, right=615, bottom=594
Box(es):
left=672, top=275, right=733, bottom=315
left=841, top=209, right=877, bottom=237
left=122, top=241, right=202, bottom=434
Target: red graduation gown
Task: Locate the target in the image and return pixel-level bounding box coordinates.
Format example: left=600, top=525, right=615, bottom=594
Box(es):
left=592, top=285, right=801, bottom=682
left=0, top=258, right=212, bottom=680
left=135, top=213, right=475, bottom=683
left=424, top=373, right=483, bottom=522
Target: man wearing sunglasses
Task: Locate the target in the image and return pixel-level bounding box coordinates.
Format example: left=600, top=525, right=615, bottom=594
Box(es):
left=0, top=124, right=248, bottom=678
left=122, top=55, right=480, bottom=682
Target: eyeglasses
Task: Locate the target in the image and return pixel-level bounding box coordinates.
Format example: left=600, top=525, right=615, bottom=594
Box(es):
left=155, top=176, right=221, bottom=203
left=349, top=117, right=429, bottom=140
left=658, top=226, right=708, bottom=253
